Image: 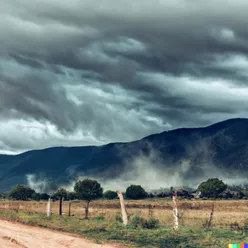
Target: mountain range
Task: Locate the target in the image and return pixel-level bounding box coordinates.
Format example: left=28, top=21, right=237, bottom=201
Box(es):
left=0, top=118, right=248, bottom=192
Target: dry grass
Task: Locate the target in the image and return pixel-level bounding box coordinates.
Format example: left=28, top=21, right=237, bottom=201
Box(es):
left=0, top=199, right=247, bottom=247
left=0, top=199, right=247, bottom=230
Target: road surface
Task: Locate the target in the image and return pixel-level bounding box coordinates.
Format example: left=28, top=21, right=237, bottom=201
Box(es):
left=0, top=220, right=123, bottom=248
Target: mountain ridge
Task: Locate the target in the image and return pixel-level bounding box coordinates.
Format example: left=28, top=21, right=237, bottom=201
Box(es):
left=0, top=118, right=248, bottom=192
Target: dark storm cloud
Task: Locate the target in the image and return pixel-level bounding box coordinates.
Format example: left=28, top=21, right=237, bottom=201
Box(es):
left=1, top=0, right=248, bottom=153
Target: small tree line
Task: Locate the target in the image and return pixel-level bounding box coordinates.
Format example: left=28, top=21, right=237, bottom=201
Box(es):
left=1, top=178, right=248, bottom=231
left=2, top=178, right=248, bottom=203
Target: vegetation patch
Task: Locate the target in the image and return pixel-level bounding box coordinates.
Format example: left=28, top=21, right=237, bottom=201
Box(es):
left=0, top=210, right=247, bottom=248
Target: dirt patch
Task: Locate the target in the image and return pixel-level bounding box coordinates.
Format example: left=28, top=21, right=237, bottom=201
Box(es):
left=2, top=236, right=28, bottom=248
left=0, top=220, right=124, bottom=248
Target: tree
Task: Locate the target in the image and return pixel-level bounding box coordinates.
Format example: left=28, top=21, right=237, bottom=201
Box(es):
left=126, top=185, right=146, bottom=199
left=40, top=193, right=50, bottom=201
left=103, top=190, right=118, bottom=200
left=8, top=184, right=35, bottom=201
left=0, top=193, right=6, bottom=199
left=54, top=188, right=68, bottom=216
left=74, top=179, right=103, bottom=219
left=197, top=178, right=227, bottom=198
left=31, top=192, right=40, bottom=201
left=54, top=188, right=68, bottom=199
left=237, top=191, right=245, bottom=199
left=67, top=192, right=77, bottom=201
left=222, top=190, right=233, bottom=199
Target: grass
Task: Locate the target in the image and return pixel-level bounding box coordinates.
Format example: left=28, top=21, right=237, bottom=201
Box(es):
left=0, top=199, right=247, bottom=247
left=0, top=209, right=247, bottom=248
left=0, top=199, right=247, bottom=229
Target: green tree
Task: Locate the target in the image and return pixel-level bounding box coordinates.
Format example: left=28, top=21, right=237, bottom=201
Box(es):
left=54, top=188, right=68, bottom=216
left=0, top=193, right=6, bottom=199
left=103, top=190, right=117, bottom=200
left=67, top=191, right=77, bottom=201
left=54, top=188, right=68, bottom=199
left=126, top=185, right=147, bottom=199
left=8, top=184, right=35, bottom=201
left=197, top=178, right=227, bottom=198
left=74, top=179, right=103, bottom=219
left=40, top=193, right=50, bottom=201
left=31, top=192, right=40, bottom=201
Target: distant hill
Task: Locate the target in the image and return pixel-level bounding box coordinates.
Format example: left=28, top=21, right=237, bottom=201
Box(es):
left=1, top=118, right=248, bottom=192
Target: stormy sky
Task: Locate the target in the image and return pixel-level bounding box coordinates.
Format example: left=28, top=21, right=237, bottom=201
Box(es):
left=1, top=0, right=248, bottom=154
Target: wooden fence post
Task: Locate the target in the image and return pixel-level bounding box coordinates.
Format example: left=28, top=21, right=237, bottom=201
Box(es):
left=173, top=191, right=179, bottom=230
left=68, top=200, right=72, bottom=216
left=59, top=196, right=63, bottom=216
left=116, top=190, right=128, bottom=226
left=47, top=198, right=51, bottom=217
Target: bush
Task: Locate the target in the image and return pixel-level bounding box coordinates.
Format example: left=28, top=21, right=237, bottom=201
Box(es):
left=126, top=185, right=146, bottom=199
left=130, top=216, right=144, bottom=228
left=116, top=216, right=122, bottom=223
left=31, top=192, right=40, bottom=201
left=0, top=193, right=6, bottom=199
left=93, top=216, right=105, bottom=221
left=40, top=193, right=50, bottom=200
left=130, top=216, right=159, bottom=229
left=157, top=192, right=168, bottom=198
left=221, top=191, right=233, bottom=199
left=8, top=185, right=36, bottom=201
left=67, top=192, right=77, bottom=200
left=244, top=219, right=248, bottom=234
left=146, top=193, right=155, bottom=198
left=197, top=178, right=227, bottom=198
left=103, top=190, right=117, bottom=200
left=143, top=218, right=160, bottom=229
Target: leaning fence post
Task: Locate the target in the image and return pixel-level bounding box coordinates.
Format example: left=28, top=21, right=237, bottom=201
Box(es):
left=116, top=190, right=128, bottom=226
left=207, top=201, right=215, bottom=230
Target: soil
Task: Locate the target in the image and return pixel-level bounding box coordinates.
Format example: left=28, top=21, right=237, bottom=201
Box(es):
left=0, top=220, right=124, bottom=248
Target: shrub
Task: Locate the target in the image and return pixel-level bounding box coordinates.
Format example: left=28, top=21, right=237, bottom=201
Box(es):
left=116, top=216, right=122, bottom=223
left=126, top=185, right=146, bottom=199
left=92, top=216, right=105, bottom=221
left=244, top=219, right=248, bottom=234
left=197, top=178, right=227, bottom=198
left=40, top=193, right=50, bottom=200
left=157, top=192, right=168, bottom=198
left=130, top=216, right=144, bottom=228
left=8, top=184, right=36, bottom=201
left=67, top=192, right=77, bottom=200
left=31, top=192, right=40, bottom=201
left=103, top=190, right=117, bottom=200
left=143, top=218, right=160, bottom=229
left=230, top=222, right=241, bottom=231
left=130, top=216, right=159, bottom=229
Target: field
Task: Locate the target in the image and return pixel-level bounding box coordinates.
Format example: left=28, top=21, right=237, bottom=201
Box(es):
left=0, top=199, right=247, bottom=247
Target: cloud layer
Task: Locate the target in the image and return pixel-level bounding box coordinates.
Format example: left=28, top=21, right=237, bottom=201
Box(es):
left=1, top=0, right=248, bottom=153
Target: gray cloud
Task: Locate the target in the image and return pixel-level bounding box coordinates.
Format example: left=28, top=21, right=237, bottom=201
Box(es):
left=1, top=0, right=248, bottom=153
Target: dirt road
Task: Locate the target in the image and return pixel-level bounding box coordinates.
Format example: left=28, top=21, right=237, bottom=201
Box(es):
left=0, top=220, right=123, bottom=248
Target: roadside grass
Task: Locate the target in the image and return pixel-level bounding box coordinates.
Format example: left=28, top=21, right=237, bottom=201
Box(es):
left=0, top=199, right=247, bottom=229
left=0, top=210, right=247, bottom=248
